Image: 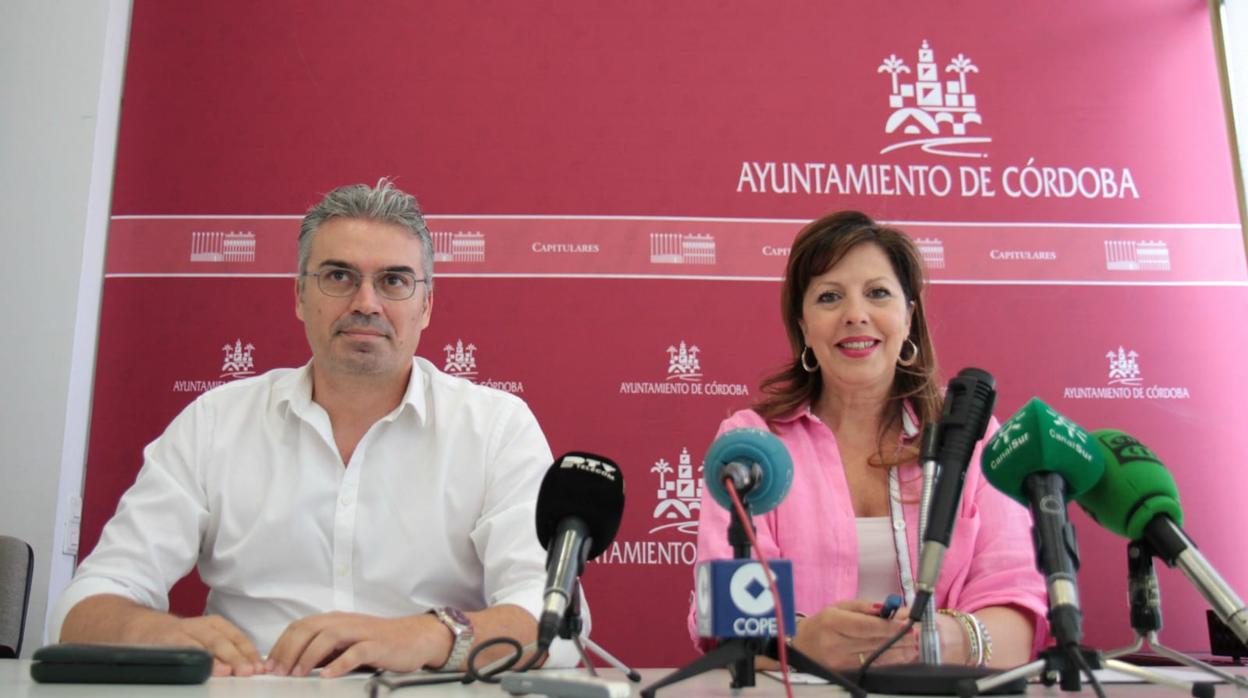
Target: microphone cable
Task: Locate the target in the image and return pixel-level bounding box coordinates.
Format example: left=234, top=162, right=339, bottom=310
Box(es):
left=856, top=614, right=918, bottom=682
left=1063, top=643, right=1107, bottom=698
left=725, top=477, right=794, bottom=698
left=363, top=635, right=546, bottom=696
left=466, top=638, right=545, bottom=683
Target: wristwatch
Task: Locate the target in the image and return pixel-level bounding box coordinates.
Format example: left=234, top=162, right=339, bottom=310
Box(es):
left=429, top=606, right=474, bottom=671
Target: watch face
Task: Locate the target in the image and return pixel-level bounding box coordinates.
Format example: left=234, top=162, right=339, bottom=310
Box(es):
left=440, top=606, right=471, bottom=630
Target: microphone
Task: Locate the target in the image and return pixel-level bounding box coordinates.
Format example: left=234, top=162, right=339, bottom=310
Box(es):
left=980, top=398, right=1105, bottom=646
left=1077, top=430, right=1248, bottom=647
left=695, top=428, right=796, bottom=637
left=702, top=428, right=794, bottom=515
left=912, top=368, right=997, bottom=622
left=534, top=452, right=626, bottom=650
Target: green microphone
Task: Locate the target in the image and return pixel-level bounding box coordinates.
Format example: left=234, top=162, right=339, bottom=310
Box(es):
left=1076, top=430, right=1182, bottom=539
left=1077, top=430, right=1248, bottom=647
left=981, top=397, right=1106, bottom=646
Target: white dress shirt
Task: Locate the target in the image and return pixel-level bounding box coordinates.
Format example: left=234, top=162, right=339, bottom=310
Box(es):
left=50, top=357, right=586, bottom=665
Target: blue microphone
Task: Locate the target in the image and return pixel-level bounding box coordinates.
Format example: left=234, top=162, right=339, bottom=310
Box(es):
left=703, top=428, right=794, bottom=515
left=696, top=428, right=796, bottom=640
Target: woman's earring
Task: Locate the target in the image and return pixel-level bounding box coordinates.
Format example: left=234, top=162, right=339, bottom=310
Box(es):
left=897, top=338, right=920, bottom=368
left=801, top=345, right=819, bottom=373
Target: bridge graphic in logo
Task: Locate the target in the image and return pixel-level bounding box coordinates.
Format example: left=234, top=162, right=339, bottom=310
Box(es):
left=650, top=233, right=716, bottom=265
left=191, top=231, right=255, bottom=263
left=1105, top=241, right=1170, bottom=271
left=878, top=41, right=990, bottom=158
left=914, top=238, right=946, bottom=270
left=433, top=231, right=485, bottom=263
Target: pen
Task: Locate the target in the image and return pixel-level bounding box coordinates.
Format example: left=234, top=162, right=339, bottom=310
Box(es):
left=878, top=593, right=903, bottom=619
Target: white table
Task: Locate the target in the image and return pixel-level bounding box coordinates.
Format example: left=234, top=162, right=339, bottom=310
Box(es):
left=3, top=659, right=1245, bottom=697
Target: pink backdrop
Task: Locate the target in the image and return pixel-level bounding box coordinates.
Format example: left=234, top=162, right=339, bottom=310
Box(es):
left=83, top=0, right=1247, bottom=666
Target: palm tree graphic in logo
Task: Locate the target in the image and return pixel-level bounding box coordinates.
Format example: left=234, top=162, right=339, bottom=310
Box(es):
left=877, top=54, right=911, bottom=94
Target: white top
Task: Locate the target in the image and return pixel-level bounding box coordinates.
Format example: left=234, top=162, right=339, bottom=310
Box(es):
left=855, top=516, right=901, bottom=600
left=49, top=357, right=585, bottom=665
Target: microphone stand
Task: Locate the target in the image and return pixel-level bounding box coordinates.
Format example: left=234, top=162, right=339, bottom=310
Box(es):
left=965, top=540, right=1218, bottom=698
left=1103, top=540, right=1248, bottom=690
left=478, top=582, right=641, bottom=683
left=917, top=423, right=943, bottom=665
left=640, top=502, right=865, bottom=698
left=965, top=643, right=1217, bottom=698
left=558, top=582, right=642, bottom=681
left=857, top=424, right=1025, bottom=695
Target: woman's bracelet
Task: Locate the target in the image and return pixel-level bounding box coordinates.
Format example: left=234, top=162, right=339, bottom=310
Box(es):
left=975, top=613, right=992, bottom=666
left=937, top=608, right=988, bottom=666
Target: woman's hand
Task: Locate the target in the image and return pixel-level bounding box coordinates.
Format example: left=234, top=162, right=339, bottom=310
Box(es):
left=792, top=599, right=917, bottom=669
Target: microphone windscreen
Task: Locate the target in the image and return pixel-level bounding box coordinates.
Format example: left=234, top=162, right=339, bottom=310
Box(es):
left=981, top=397, right=1105, bottom=504
left=1077, top=429, right=1184, bottom=540
left=703, top=428, right=793, bottom=514
left=534, top=452, right=625, bottom=560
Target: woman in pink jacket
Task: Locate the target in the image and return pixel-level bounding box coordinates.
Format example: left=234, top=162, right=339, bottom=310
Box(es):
left=689, top=211, right=1047, bottom=670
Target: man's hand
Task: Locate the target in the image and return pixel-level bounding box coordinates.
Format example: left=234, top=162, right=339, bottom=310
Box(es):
left=266, top=612, right=451, bottom=678
left=133, top=614, right=267, bottom=677
left=792, top=599, right=917, bottom=669
left=61, top=595, right=264, bottom=677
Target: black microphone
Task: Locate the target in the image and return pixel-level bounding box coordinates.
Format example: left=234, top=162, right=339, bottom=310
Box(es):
left=534, top=452, right=625, bottom=650
left=912, top=367, right=996, bottom=621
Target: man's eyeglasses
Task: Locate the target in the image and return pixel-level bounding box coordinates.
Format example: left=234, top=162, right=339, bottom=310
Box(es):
left=301, top=266, right=428, bottom=301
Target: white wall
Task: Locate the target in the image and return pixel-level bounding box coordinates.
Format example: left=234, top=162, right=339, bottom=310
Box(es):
left=1223, top=0, right=1248, bottom=232
left=0, top=0, right=129, bottom=655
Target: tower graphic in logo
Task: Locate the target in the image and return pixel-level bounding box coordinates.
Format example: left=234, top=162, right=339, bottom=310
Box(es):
left=1106, top=347, right=1142, bottom=386
left=443, top=340, right=478, bottom=378
left=1105, top=241, right=1171, bottom=271
left=220, top=339, right=256, bottom=378
left=191, top=231, right=256, bottom=263
left=915, top=237, right=946, bottom=270
left=650, top=233, right=716, bottom=265
left=879, top=41, right=990, bottom=158
left=666, top=341, right=703, bottom=382
left=650, top=448, right=703, bottom=534
left=432, top=231, right=486, bottom=263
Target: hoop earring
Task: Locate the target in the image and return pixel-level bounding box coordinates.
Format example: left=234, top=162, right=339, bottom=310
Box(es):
left=897, top=338, right=920, bottom=368
left=800, top=345, right=819, bottom=373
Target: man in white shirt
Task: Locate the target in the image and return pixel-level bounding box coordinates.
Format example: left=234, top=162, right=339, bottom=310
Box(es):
left=51, top=179, right=573, bottom=677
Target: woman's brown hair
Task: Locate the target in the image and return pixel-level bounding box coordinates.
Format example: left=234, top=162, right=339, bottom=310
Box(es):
left=754, top=211, right=943, bottom=452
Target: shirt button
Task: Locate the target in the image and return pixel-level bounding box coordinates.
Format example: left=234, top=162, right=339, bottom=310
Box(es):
left=337, top=564, right=349, bottom=576
left=340, top=494, right=351, bottom=506
left=893, top=519, right=906, bottom=531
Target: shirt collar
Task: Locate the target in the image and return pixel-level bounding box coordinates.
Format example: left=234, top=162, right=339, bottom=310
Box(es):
left=273, top=357, right=428, bottom=425
left=780, top=399, right=921, bottom=445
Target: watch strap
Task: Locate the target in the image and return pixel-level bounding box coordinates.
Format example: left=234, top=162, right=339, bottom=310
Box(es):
left=429, top=606, right=474, bottom=671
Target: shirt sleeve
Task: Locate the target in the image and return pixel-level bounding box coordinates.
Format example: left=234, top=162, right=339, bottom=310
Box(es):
left=955, top=418, right=1051, bottom=656
left=46, top=397, right=211, bottom=643
left=468, top=395, right=586, bottom=667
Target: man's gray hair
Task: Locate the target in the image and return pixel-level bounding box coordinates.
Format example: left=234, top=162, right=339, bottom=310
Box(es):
left=297, top=178, right=434, bottom=293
